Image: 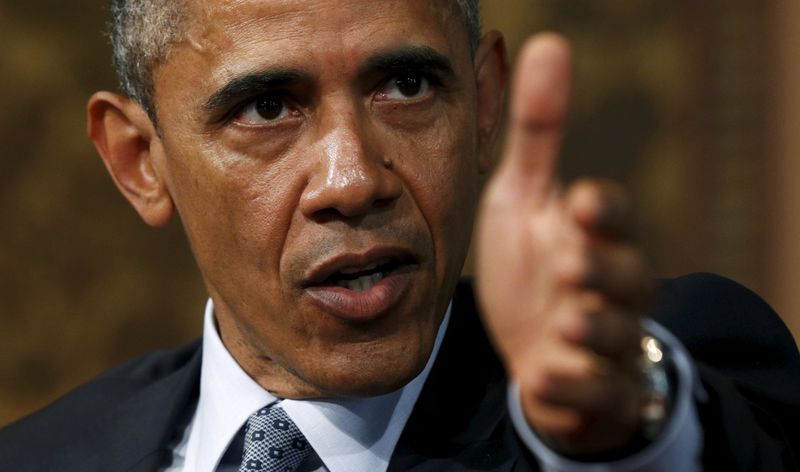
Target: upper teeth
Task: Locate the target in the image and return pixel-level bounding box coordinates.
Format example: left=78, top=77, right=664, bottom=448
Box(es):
left=339, top=262, right=379, bottom=275
left=336, top=272, right=384, bottom=291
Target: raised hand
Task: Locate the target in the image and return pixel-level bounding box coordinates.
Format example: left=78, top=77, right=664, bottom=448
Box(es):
left=475, top=33, right=654, bottom=455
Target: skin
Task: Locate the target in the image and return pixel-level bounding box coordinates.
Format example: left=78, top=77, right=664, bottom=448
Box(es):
left=88, top=0, right=650, bottom=456
left=476, top=37, right=653, bottom=454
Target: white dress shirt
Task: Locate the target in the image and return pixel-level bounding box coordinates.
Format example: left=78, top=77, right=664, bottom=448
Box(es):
left=166, top=299, right=450, bottom=472
left=165, top=298, right=703, bottom=472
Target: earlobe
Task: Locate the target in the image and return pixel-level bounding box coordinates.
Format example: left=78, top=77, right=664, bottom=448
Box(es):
left=474, top=31, right=509, bottom=174
left=87, top=92, right=174, bottom=227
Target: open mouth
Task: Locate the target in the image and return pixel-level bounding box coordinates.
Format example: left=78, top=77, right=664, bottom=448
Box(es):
left=302, top=248, right=418, bottom=292
left=324, top=259, right=404, bottom=292
left=302, top=250, right=418, bottom=320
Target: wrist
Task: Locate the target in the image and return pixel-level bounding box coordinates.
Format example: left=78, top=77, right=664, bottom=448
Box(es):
left=638, top=334, right=673, bottom=441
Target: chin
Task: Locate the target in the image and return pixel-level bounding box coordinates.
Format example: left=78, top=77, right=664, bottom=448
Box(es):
left=301, top=340, right=431, bottom=398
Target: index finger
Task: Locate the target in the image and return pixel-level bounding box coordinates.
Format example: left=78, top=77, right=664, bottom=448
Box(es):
left=502, top=33, right=573, bottom=201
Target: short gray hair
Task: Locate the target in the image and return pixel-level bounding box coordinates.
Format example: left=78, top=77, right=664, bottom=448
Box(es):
left=456, top=0, right=481, bottom=53
left=109, top=0, right=187, bottom=121
left=109, top=0, right=481, bottom=123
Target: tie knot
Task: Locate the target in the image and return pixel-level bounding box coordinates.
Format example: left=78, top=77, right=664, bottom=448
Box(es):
left=239, top=404, right=310, bottom=472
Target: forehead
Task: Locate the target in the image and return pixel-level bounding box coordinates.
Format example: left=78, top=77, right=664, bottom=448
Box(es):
left=157, top=0, right=469, bottom=98
left=183, top=0, right=462, bottom=44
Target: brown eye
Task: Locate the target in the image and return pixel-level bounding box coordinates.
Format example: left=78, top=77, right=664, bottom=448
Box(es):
left=395, top=74, right=423, bottom=97
left=255, top=95, right=285, bottom=120
left=237, top=93, right=291, bottom=124
left=377, top=73, right=432, bottom=101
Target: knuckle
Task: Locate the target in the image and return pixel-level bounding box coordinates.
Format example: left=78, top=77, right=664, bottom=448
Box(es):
left=556, top=307, right=591, bottom=344
left=575, top=352, right=602, bottom=379
left=537, top=412, right=584, bottom=440
left=556, top=414, right=589, bottom=441
left=556, top=250, right=593, bottom=286
left=528, top=369, right=559, bottom=400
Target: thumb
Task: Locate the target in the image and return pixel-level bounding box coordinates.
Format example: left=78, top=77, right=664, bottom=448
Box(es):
left=501, top=33, right=572, bottom=201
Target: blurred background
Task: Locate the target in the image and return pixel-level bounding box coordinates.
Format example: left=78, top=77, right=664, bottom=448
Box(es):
left=1, top=0, right=799, bottom=426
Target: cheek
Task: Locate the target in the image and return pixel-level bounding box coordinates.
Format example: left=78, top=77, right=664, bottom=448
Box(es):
left=162, top=140, right=302, bottom=297
left=390, top=107, right=481, bottom=270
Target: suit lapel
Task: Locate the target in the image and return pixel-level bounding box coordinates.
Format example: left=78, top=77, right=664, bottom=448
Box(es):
left=389, top=281, right=528, bottom=471
left=102, top=345, right=202, bottom=472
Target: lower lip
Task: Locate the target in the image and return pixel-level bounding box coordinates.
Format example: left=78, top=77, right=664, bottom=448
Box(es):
left=304, top=268, right=414, bottom=322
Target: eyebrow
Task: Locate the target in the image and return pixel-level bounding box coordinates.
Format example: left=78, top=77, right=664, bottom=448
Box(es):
left=202, top=70, right=307, bottom=115
left=360, top=46, right=455, bottom=78
left=201, top=46, right=456, bottom=118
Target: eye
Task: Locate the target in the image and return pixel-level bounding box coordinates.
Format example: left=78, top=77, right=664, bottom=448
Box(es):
left=377, top=73, right=432, bottom=101
left=236, top=93, right=292, bottom=124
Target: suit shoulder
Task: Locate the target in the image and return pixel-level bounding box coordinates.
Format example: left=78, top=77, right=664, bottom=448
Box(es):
left=654, top=272, right=797, bottom=357
left=97, top=338, right=202, bottom=383
left=656, top=274, right=800, bottom=469
left=0, top=340, right=201, bottom=457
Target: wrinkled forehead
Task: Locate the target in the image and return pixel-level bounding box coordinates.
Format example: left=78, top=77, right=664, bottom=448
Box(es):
left=181, top=0, right=465, bottom=33
left=176, top=0, right=469, bottom=68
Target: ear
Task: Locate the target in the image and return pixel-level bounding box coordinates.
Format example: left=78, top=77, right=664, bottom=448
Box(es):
left=473, top=30, right=509, bottom=174
left=87, top=92, right=174, bottom=227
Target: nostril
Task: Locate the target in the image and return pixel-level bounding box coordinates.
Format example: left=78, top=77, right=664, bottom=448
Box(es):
left=373, top=196, right=397, bottom=210
left=307, top=195, right=398, bottom=223
left=311, top=208, right=348, bottom=223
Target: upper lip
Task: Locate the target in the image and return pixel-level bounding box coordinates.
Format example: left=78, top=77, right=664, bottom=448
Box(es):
left=301, top=246, right=418, bottom=287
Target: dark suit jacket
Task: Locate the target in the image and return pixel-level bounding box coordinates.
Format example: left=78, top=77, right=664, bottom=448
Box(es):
left=1, top=274, right=799, bottom=471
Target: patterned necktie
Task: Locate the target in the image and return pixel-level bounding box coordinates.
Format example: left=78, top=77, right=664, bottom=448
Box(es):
left=238, top=404, right=311, bottom=472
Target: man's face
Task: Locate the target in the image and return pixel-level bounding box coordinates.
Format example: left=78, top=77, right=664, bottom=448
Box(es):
left=150, top=0, right=488, bottom=398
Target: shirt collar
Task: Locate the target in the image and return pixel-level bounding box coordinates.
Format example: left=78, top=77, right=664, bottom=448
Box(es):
left=189, top=298, right=451, bottom=472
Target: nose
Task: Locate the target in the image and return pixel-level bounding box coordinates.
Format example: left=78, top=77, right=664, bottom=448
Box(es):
left=300, top=111, right=402, bottom=219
